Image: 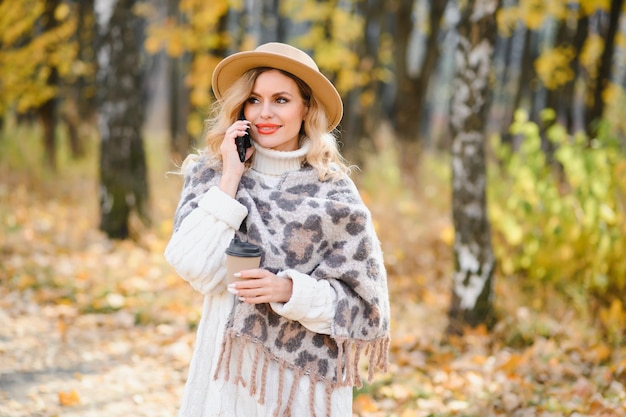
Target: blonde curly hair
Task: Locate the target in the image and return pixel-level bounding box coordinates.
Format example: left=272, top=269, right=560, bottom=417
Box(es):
left=188, top=68, right=350, bottom=181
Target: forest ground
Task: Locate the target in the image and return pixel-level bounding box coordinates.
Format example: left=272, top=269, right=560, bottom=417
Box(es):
left=1, top=132, right=626, bottom=417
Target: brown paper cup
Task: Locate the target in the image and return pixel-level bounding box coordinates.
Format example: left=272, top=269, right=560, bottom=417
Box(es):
left=225, top=254, right=261, bottom=285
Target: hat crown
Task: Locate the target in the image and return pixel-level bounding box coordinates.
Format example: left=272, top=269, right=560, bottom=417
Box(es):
left=254, top=43, right=320, bottom=72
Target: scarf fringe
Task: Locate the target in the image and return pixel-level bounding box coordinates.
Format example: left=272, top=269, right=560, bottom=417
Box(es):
left=213, top=331, right=390, bottom=417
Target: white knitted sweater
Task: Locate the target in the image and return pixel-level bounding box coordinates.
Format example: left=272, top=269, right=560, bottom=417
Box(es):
left=165, top=142, right=352, bottom=417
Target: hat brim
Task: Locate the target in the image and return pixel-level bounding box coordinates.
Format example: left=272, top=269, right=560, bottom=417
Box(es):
left=212, top=51, right=343, bottom=131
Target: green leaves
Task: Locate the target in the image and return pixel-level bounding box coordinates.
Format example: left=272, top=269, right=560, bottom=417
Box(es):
left=489, top=110, right=626, bottom=328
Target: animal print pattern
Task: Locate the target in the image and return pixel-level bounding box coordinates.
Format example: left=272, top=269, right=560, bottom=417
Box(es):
left=175, top=157, right=390, bottom=408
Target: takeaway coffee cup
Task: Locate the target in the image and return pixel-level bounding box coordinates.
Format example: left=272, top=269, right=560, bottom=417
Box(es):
left=225, top=238, right=263, bottom=285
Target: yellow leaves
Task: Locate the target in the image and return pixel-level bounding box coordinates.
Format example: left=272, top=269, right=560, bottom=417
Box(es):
left=519, top=0, right=552, bottom=30
left=580, top=34, right=605, bottom=79
left=0, top=0, right=45, bottom=46
left=578, top=0, right=611, bottom=16
left=284, top=0, right=332, bottom=22
left=598, top=299, right=626, bottom=343
left=166, top=31, right=186, bottom=58
left=496, top=7, right=519, bottom=36
left=0, top=0, right=77, bottom=114
left=498, top=0, right=568, bottom=35
left=145, top=0, right=228, bottom=58
left=187, top=115, right=204, bottom=138
left=491, top=101, right=626, bottom=307
left=54, top=3, right=70, bottom=21
left=58, top=389, right=80, bottom=406
left=353, top=394, right=379, bottom=413
left=145, top=24, right=189, bottom=58
left=187, top=53, right=220, bottom=109
left=144, top=36, right=162, bottom=55
left=534, top=46, right=575, bottom=90
left=439, top=224, right=455, bottom=246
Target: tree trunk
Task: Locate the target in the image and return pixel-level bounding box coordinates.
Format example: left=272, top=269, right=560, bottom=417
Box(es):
left=585, top=0, right=624, bottom=137
left=394, top=0, right=449, bottom=143
left=447, top=0, right=499, bottom=334
left=167, top=0, right=192, bottom=163
left=37, top=0, right=62, bottom=170
left=62, top=101, right=83, bottom=158
left=563, top=13, right=588, bottom=133
left=502, top=28, right=533, bottom=145
left=341, top=0, right=388, bottom=148
left=168, top=53, right=192, bottom=163
left=96, top=0, right=150, bottom=239
left=77, top=0, right=97, bottom=121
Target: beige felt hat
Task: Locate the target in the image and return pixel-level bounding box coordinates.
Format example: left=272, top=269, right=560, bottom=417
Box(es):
left=212, top=42, right=343, bottom=131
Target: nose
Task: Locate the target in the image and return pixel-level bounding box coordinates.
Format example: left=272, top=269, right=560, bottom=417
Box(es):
left=260, top=102, right=273, bottom=119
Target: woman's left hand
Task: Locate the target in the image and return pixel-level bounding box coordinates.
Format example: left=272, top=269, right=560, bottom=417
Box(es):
left=227, top=269, right=293, bottom=304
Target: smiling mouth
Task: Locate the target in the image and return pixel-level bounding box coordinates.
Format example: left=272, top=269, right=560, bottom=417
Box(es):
left=256, top=124, right=281, bottom=134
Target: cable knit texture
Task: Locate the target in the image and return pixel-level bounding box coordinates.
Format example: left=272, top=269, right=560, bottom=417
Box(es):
left=165, top=145, right=390, bottom=417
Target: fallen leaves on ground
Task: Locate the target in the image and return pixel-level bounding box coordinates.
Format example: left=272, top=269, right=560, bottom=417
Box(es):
left=1, top=173, right=625, bottom=417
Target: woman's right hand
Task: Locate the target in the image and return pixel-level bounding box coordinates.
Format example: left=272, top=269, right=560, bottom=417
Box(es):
left=219, top=119, right=254, bottom=198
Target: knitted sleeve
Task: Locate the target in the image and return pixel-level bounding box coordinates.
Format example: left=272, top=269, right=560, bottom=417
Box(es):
left=164, top=160, right=248, bottom=295
left=270, top=269, right=337, bottom=335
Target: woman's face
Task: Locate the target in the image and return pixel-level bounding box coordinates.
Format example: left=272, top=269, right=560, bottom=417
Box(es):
left=243, top=69, right=308, bottom=152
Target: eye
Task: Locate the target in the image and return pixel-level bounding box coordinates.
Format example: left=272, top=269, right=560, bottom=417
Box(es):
left=246, top=97, right=259, bottom=104
left=276, top=97, right=289, bottom=104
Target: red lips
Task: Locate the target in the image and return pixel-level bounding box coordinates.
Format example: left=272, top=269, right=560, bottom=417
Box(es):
left=255, top=124, right=281, bottom=134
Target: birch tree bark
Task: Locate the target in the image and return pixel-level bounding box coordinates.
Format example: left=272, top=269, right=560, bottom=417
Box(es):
left=95, top=0, right=149, bottom=239
left=447, top=0, right=499, bottom=334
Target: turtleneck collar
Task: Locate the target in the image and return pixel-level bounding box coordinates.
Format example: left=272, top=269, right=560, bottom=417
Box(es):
left=251, top=140, right=310, bottom=177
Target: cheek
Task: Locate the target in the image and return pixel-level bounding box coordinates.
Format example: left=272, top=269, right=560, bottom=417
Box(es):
left=287, top=108, right=305, bottom=126
left=297, top=107, right=307, bottom=125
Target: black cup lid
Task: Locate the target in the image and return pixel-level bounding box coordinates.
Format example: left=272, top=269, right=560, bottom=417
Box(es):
left=225, top=238, right=262, bottom=257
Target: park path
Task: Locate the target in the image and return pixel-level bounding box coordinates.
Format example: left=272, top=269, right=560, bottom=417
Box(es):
left=0, top=289, right=190, bottom=417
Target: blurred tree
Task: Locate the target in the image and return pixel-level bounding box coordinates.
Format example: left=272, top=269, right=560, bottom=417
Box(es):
left=340, top=0, right=392, bottom=145
left=145, top=0, right=230, bottom=140
left=583, top=0, right=624, bottom=137
left=62, top=0, right=97, bottom=161
left=495, top=0, right=626, bottom=140
left=447, top=0, right=500, bottom=333
left=0, top=0, right=77, bottom=166
left=37, top=0, right=62, bottom=170
left=95, top=0, right=149, bottom=239
left=393, top=0, right=449, bottom=143
left=166, top=0, right=194, bottom=163
left=75, top=0, right=97, bottom=121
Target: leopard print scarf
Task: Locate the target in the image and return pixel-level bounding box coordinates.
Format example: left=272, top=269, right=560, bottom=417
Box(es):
left=177, top=158, right=390, bottom=417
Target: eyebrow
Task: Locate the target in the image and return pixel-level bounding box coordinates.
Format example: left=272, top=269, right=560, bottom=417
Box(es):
left=250, top=91, right=296, bottom=98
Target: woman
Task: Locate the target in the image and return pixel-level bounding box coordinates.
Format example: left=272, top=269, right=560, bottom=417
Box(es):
left=165, top=42, right=390, bottom=417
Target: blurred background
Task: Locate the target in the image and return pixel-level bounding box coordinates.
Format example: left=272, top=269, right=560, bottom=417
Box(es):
left=1, top=1, right=626, bottom=416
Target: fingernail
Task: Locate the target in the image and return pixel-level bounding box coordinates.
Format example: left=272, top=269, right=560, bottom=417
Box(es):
left=227, top=284, right=238, bottom=295
left=233, top=272, right=242, bottom=278
left=238, top=297, right=245, bottom=302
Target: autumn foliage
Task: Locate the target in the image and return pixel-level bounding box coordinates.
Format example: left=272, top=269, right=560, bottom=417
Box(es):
left=2, top=0, right=626, bottom=415
left=2, top=128, right=626, bottom=416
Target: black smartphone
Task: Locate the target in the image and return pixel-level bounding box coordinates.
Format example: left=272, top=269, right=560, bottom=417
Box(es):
left=236, top=109, right=252, bottom=162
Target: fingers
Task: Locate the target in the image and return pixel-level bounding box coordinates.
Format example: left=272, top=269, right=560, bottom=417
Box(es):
left=227, top=282, right=269, bottom=304
left=225, top=120, right=250, bottom=141
left=221, top=120, right=253, bottom=169
left=227, top=270, right=292, bottom=304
